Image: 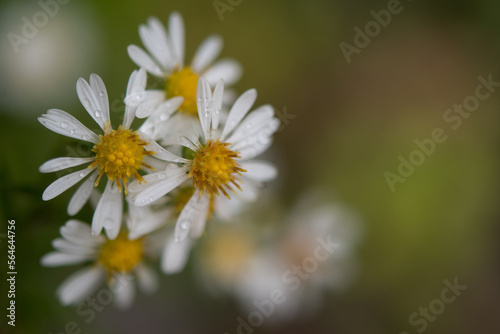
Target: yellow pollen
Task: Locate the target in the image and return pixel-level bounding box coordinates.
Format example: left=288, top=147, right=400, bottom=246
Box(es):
left=98, top=233, right=143, bottom=273
left=90, top=125, right=154, bottom=195
left=189, top=139, right=246, bottom=198
left=165, top=67, right=199, bottom=116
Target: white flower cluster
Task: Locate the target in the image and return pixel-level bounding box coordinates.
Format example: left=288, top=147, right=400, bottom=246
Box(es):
left=39, top=12, right=280, bottom=308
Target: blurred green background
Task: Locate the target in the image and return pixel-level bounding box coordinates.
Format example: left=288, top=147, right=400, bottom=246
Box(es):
left=1, top=0, right=500, bottom=333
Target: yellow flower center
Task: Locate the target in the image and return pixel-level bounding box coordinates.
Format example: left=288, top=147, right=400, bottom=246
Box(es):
left=165, top=67, right=199, bottom=116
left=189, top=139, right=246, bottom=198
left=91, top=126, right=153, bottom=195
left=98, top=233, right=143, bottom=273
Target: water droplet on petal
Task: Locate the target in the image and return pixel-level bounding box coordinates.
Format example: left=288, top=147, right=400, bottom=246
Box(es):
left=70, top=129, right=76, bottom=134
left=149, top=196, right=154, bottom=202
left=99, top=91, right=105, bottom=97
left=80, top=172, right=86, bottom=177
left=61, top=122, right=68, bottom=128
left=95, top=111, right=101, bottom=118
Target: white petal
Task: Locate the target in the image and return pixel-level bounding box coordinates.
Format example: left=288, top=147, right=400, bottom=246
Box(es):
left=127, top=45, right=164, bottom=77
left=112, top=274, right=136, bottom=309
left=41, top=252, right=94, bottom=267
left=135, top=90, right=165, bottom=118
left=231, top=118, right=280, bottom=160
left=132, top=170, right=189, bottom=206
left=67, top=170, right=98, bottom=216
left=42, top=166, right=96, bottom=201
left=174, top=194, right=209, bottom=243
left=211, top=79, right=224, bottom=131
left=169, top=12, right=185, bottom=67
left=204, top=59, right=242, bottom=86
left=190, top=208, right=208, bottom=239
left=214, top=195, right=245, bottom=221
left=226, top=105, right=274, bottom=144
left=92, top=181, right=123, bottom=238
left=139, top=21, right=169, bottom=71
left=138, top=96, right=183, bottom=137
left=238, top=138, right=274, bottom=161
left=191, top=35, right=223, bottom=73
left=57, top=267, right=105, bottom=305
left=136, top=264, right=158, bottom=293
left=196, top=77, right=213, bottom=140
left=89, top=74, right=110, bottom=126
left=236, top=178, right=259, bottom=201
left=239, top=161, right=277, bottom=182
left=76, top=77, right=108, bottom=130
left=39, top=157, right=94, bottom=173
left=221, top=89, right=257, bottom=141
left=141, top=133, right=188, bottom=163
left=161, top=232, right=192, bottom=274
left=127, top=206, right=171, bottom=240
left=51, top=238, right=98, bottom=256
left=123, top=68, right=145, bottom=129
left=146, top=17, right=176, bottom=70
left=60, top=219, right=105, bottom=247
left=38, top=109, right=99, bottom=143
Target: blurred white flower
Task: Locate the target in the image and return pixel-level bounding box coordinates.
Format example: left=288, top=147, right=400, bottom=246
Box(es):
left=195, top=189, right=363, bottom=323
left=41, top=219, right=159, bottom=309
left=126, top=12, right=242, bottom=118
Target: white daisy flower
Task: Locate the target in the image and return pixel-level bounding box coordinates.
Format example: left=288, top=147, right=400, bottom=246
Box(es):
left=127, top=12, right=242, bottom=117
left=129, top=77, right=279, bottom=243
left=195, top=191, right=363, bottom=322
left=41, top=220, right=159, bottom=309
left=38, top=70, right=186, bottom=239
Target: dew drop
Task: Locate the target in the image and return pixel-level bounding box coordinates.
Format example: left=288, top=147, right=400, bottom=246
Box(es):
left=95, top=111, right=101, bottom=118
left=61, top=122, right=68, bottom=128
left=80, top=172, right=86, bottom=177
left=82, top=135, right=90, bottom=140
left=158, top=173, right=166, bottom=180
left=174, top=237, right=180, bottom=243
left=180, top=221, right=190, bottom=230
left=159, top=113, right=168, bottom=121
left=99, top=91, right=105, bottom=97
left=70, top=129, right=76, bottom=134
left=148, top=196, right=154, bottom=202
